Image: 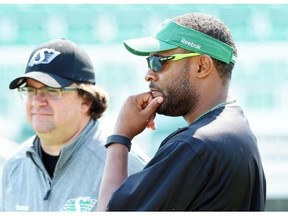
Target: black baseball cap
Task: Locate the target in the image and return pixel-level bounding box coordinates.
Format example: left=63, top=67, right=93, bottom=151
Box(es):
left=9, top=38, right=95, bottom=89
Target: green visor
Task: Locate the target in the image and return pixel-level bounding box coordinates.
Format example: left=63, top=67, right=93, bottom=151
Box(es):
left=123, top=19, right=237, bottom=64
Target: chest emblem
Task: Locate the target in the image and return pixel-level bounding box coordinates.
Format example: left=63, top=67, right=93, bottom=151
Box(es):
left=62, top=196, right=97, bottom=212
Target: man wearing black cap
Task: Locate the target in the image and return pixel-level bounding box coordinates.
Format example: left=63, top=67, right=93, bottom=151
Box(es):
left=97, top=13, right=266, bottom=211
left=0, top=38, right=146, bottom=211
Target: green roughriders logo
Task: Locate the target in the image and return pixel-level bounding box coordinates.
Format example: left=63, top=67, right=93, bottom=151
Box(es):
left=62, top=196, right=97, bottom=212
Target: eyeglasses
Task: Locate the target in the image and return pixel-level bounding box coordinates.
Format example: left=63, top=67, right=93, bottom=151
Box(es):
left=146, top=52, right=201, bottom=72
left=18, top=86, right=78, bottom=101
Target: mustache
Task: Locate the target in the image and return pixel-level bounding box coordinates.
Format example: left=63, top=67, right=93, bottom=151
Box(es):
left=149, top=83, right=160, bottom=90
left=149, top=83, right=165, bottom=99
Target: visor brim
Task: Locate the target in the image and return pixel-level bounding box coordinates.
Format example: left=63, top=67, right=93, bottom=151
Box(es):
left=123, top=37, right=177, bottom=56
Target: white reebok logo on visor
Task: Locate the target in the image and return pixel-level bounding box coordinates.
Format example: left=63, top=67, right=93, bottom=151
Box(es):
left=28, top=48, right=60, bottom=67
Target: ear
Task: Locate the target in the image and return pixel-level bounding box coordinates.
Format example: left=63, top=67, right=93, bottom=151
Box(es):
left=81, top=100, right=92, bottom=114
left=196, top=55, right=213, bottom=79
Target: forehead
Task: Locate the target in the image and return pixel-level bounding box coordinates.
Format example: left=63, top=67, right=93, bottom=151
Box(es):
left=26, top=79, right=46, bottom=87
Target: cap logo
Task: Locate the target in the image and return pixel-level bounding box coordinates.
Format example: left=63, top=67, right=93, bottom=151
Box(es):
left=28, top=48, right=60, bottom=67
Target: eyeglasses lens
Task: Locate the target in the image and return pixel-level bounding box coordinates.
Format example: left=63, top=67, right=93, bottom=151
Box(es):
left=147, top=56, right=163, bottom=72
left=19, top=87, right=61, bottom=100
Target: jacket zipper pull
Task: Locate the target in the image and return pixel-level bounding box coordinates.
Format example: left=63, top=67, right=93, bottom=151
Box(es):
left=44, top=188, right=51, bottom=200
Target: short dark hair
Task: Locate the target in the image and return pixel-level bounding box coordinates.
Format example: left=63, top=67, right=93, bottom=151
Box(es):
left=76, top=83, right=108, bottom=120
left=172, top=13, right=237, bottom=85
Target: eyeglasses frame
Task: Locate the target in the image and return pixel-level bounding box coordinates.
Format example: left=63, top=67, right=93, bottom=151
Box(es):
left=18, top=86, right=79, bottom=100
left=146, top=52, right=201, bottom=72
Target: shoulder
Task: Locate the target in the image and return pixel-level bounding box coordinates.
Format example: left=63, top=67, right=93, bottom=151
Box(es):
left=184, top=104, right=252, bottom=141
left=0, top=136, right=19, bottom=160
left=2, top=136, right=34, bottom=177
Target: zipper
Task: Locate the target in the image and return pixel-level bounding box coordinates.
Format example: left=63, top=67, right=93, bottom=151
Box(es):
left=43, top=179, right=52, bottom=201
left=43, top=188, right=51, bottom=200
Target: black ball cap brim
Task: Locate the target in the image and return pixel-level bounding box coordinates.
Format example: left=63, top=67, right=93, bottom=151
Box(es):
left=9, top=71, right=74, bottom=89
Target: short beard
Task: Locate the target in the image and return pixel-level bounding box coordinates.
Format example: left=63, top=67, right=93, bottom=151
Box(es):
left=157, top=61, right=200, bottom=117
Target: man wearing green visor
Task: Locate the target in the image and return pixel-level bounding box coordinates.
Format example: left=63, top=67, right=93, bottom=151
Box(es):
left=98, top=13, right=266, bottom=211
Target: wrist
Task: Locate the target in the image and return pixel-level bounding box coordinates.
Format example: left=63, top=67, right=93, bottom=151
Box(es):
left=105, top=135, right=132, bottom=151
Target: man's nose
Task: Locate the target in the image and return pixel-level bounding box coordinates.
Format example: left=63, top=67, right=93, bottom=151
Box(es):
left=144, top=68, right=158, bottom=82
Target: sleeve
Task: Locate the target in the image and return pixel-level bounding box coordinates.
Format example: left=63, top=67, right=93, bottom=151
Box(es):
left=106, top=140, right=208, bottom=211
left=0, top=165, right=3, bottom=211
left=0, top=159, right=10, bottom=211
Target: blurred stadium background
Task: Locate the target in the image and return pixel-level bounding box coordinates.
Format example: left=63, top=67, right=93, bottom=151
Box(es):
left=0, top=4, right=287, bottom=211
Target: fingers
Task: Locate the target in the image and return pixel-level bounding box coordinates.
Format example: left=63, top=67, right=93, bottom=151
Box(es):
left=142, top=96, right=163, bottom=130
left=146, top=119, right=156, bottom=130
left=142, top=96, right=163, bottom=116
left=132, top=92, right=163, bottom=114
left=135, top=92, right=154, bottom=109
left=113, top=92, right=163, bottom=138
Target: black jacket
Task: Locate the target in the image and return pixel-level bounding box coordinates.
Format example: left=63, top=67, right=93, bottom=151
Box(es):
left=107, top=104, right=266, bottom=211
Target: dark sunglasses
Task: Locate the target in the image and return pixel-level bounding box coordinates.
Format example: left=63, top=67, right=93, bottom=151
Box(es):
left=146, top=52, right=201, bottom=72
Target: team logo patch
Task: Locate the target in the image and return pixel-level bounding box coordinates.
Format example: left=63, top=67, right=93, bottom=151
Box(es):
left=62, top=196, right=97, bottom=212
left=28, top=48, right=60, bottom=67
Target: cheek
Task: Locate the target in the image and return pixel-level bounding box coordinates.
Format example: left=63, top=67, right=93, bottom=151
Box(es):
left=58, top=102, right=81, bottom=117
left=25, top=102, right=33, bottom=123
left=159, top=72, right=179, bottom=92
left=55, top=99, right=88, bottom=123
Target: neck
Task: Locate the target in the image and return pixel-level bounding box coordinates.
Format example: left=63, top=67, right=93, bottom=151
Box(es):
left=184, top=88, right=232, bottom=125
